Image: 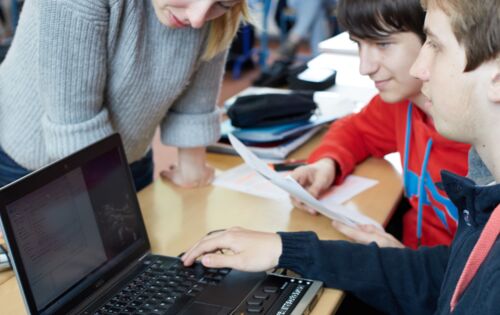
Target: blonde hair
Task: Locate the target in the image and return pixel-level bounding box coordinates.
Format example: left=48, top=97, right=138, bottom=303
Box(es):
left=202, top=2, right=250, bottom=60
left=421, top=0, right=500, bottom=71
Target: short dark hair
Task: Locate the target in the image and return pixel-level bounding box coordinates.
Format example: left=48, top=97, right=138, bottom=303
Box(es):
left=337, top=0, right=426, bottom=43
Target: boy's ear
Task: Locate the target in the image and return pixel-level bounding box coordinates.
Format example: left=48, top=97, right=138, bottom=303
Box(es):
left=488, top=61, right=500, bottom=103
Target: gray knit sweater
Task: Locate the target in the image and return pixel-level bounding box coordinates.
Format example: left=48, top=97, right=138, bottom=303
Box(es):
left=0, top=0, right=225, bottom=170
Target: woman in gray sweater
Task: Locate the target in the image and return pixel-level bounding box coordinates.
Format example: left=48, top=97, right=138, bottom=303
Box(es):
left=0, top=0, right=247, bottom=190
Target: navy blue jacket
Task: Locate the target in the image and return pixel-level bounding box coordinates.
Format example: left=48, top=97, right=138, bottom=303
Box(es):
left=278, top=171, right=500, bottom=314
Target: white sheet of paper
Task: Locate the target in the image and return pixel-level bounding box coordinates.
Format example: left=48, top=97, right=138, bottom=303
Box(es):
left=228, top=134, right=382, bottom=229
left=319, top=175, right=378, bottom=205
left=214, top=164, right=378, bottom=206
left=213, top=164, right=290, bottom=202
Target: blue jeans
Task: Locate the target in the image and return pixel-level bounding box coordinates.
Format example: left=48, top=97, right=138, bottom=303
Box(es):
left=288, top=0, right=338, bottom=55
left=130, top=150, right=154, bottom=191
left=0, top=146, right=153, bottom=191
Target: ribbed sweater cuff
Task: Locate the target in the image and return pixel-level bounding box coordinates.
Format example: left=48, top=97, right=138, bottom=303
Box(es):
left=277, top=231, right=318, bottom=270
left=42, top=109, right=114, bottom=160
left=161, top=109, right=221, bottom=147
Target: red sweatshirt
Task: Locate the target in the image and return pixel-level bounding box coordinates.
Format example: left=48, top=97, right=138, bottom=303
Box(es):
left=309, top=95, right=470, bottom=248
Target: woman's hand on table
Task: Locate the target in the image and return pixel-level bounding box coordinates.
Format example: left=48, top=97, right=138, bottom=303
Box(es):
left=160, top=147, right=214, bottom=188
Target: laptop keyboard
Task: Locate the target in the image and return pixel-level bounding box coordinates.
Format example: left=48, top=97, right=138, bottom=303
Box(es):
left=92, top=257, right=230, bottom=315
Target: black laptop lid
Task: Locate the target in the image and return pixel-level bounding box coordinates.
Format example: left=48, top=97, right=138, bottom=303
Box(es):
left=0, top=134, right=150, bottom=315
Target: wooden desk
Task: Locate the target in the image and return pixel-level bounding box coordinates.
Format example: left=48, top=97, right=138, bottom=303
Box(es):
left=138, top=132, right=403, bottom=314
left=0, top=131, right=403, bottom=314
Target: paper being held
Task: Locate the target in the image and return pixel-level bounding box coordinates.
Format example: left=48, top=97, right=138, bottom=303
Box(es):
left=228, top=134, right=382, bottom=229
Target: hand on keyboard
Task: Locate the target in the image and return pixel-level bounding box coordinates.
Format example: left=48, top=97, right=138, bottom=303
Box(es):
left=181, top=227, right=282, bottom=272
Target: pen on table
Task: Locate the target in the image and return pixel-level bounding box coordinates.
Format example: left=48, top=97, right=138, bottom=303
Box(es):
left=269, top=159, right=307, bottom=172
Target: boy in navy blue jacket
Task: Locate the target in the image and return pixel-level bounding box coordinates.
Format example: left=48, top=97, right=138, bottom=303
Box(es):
left=182, top=0, right=500, bottom=314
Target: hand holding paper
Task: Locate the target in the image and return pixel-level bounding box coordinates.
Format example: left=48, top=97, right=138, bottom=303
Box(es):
left=228, top=134, right=382, bottom=229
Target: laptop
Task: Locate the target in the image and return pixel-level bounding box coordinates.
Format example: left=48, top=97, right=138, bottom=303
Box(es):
left=0, top=134, right=323, bottom=315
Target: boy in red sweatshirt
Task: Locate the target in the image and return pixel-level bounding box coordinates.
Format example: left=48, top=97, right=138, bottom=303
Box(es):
left=291, top=0, right=470, bottom=249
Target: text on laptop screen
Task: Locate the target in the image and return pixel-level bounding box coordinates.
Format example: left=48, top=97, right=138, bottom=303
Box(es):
left=4, top=148, right=145, bottom=312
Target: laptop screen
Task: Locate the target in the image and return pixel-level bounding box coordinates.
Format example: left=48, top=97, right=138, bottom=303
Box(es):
left=0, top=135, right=150, bottom=314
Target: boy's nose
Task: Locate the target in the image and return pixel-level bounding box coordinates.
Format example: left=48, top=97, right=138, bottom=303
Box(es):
left=358, top=47, right=380, bottom=76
